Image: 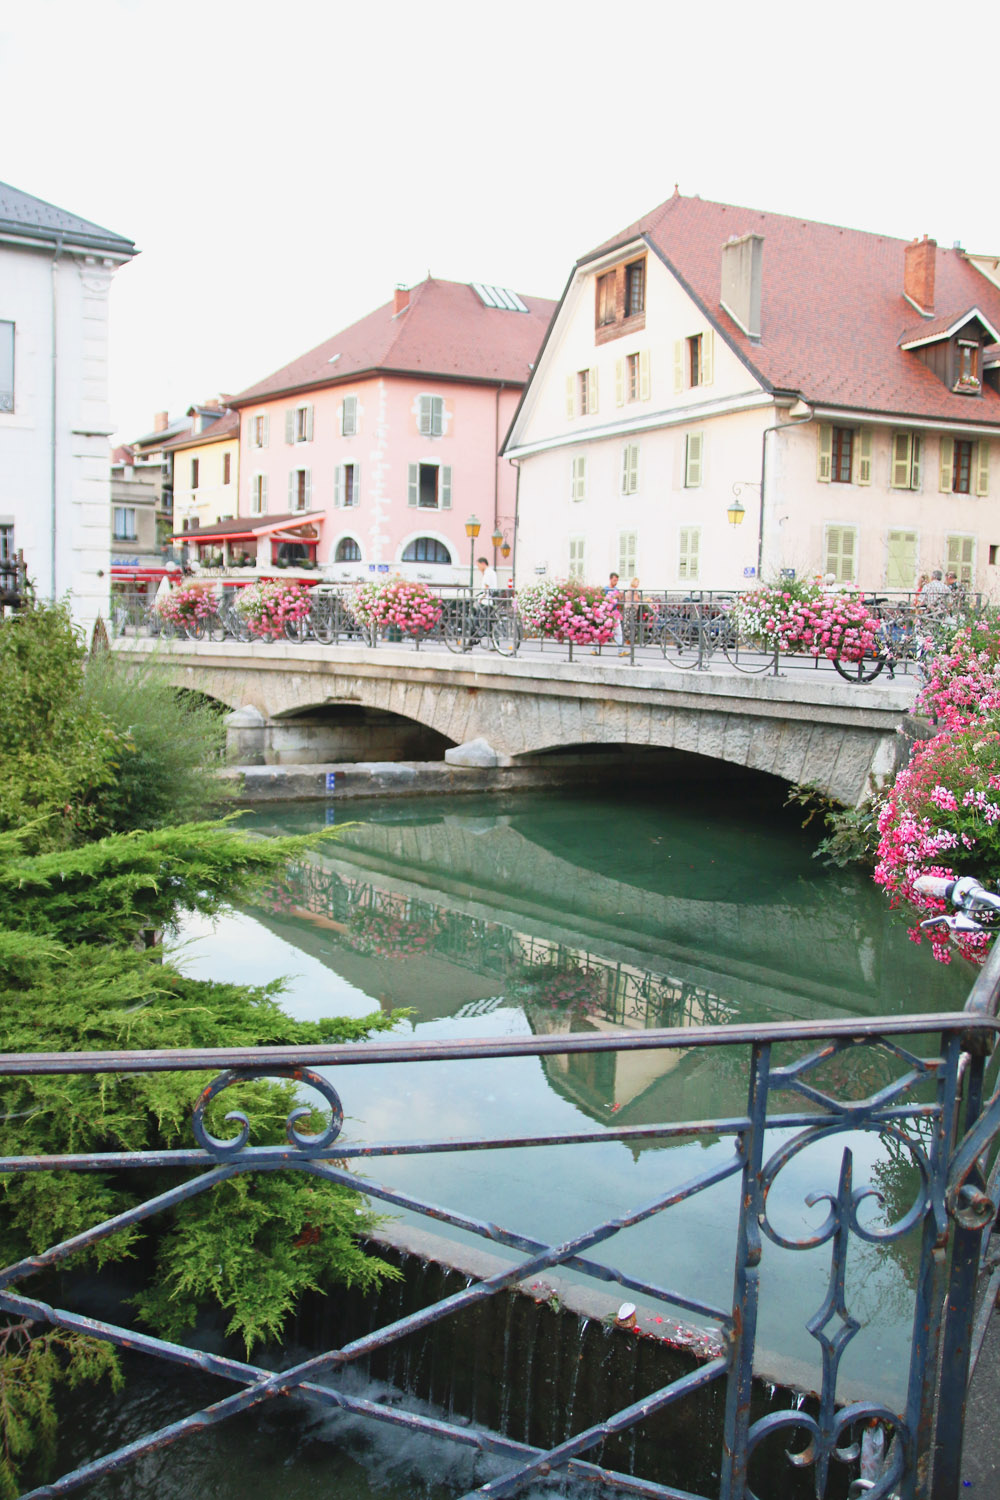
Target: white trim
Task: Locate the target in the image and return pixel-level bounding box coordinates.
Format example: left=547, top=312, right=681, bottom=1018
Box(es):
left=505, top=389, right=774, bottom=459
left=809, top=404, right=1000, bottom=439
left=899, top=307, right=1000, bottom=350
left=396, top=527, right=455, bottom=564
left=902, top=291, right=935, bottom=319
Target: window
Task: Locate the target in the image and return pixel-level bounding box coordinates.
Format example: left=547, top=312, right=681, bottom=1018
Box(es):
left=335, top=461, right=361, bottom=508
left=831, top=427, right=853, bottom=484
left=251, top=414, right=269, bottom=448
left=569, top=536, right=585, bottom=580
left=251, top=474, right=268, bottom=515
left=408, top=462, right=452, bottom=509
left=566, top=367, right=598, bottom=417
left=289, top=468, right=311, bottom=511
left=418, top=395, right=444, bottom=436
left=678, top=528, right=700, bottom=582
left=113, top=506, right=137, bottom=541
left=688, top=336, right=701, bottom=388
left=618, top=531, right=637, bottom=579
left=0, top=321, right=13, bottom=412
left=190, top=458, right=199, bottom=489
left=621, top=442, right=639, bottom=495
left=817, top=425, right=858, bottom=484
left=286, top=404, right=314, bottom=443
left=335, top=537, right=362, bottom=562
left=673, top=333, right=713, bottom=390
left=402, top=537, right=451, bottom=564
left=684, top=432, right=703, bottom=488
left=627, top=353, right=640, bottom=401
left=341, top=396, right=358, bottom=436
left=991, top=545, right=999, bottom=568
left=223, top=452, right=231, bottom=485
left=957, top=342, right=980, bottom=391
left=940, top=437, right=989, bottom=496
left=947, top=535, right=975, bottom=585
left=0, top=523, right=13, bottom=562
left=571, top=455, right=587, bottom=503
left=886, top=530, right=917, bottom=588
left=824, top=525, right=857, bottom=583
left=890, top=433, right=922, bottom=490
left=596, top=272, right=617, bottom=327
left=624, top=259, right=645, bottom=317
left=615, top=351, right=650, bottom=405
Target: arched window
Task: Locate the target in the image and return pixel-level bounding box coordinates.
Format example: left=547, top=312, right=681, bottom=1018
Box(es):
left=335, top=537, right=362, bottom=562
left=401, top=537, right=452, bottom=564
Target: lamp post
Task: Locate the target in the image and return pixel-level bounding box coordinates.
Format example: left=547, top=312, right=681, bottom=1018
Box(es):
left=727, top=488, right=747, bottom=527
left=465, top=513, right=481, bottom=593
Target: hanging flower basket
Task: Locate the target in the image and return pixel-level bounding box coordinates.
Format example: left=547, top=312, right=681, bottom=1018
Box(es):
left=514, top=580, right=619, bottom=645
left=156, top=585, right=219, bottom=627
left=233, top=580, right=313, bottom=638
left=342, top=904, right=439, bottom=959
left=349, top=577, right=443, bottom=638
left=730, top=578, right=879, bottom=661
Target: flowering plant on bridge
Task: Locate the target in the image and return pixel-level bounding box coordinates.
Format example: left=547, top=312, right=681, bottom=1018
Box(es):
left=516, top=961, right=605, bottom=1017
left=732, top=579, right=878, bottom=660
left=873, top=722, right=1000, bottom=963
left=155, top=585, right=218, bottom=627
left=343, top=903, right=439, bottom=958
left=350, top=577, right=442, bottom=638
left=515, top=580, right=619, bottom=645
left=234, top=579, right=313, bottom=638
left=915, top=618, right=1000, bottom=730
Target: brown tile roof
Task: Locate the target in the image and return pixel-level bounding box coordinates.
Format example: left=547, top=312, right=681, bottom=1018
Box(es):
left=170, top=511, right=321, bottom=541
left=584, top=192, right=1000, bottom=426
left=159, top=410, right=239, bottom=451
left=230, top=278, right=558, bottom=406
left=898, top=309, right=1000, bottom=348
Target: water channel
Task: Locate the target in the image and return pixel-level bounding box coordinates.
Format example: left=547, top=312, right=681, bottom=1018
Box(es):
left=58, top=772, right=972, bottom=1496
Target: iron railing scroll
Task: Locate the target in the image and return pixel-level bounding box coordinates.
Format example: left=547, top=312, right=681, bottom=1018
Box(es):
left=3, top=989, right=1000, bottom=1497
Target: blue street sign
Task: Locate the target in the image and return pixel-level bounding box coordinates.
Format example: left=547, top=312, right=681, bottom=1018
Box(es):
left=325, top=772, right=337, bottom=791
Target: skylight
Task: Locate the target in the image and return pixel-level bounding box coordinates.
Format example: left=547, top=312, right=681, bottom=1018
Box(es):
left=472, top=284, right=528, bottom=313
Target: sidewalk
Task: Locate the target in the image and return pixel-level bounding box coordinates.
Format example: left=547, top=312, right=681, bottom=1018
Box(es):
left=960, top=1271, right=1000, bottom=1491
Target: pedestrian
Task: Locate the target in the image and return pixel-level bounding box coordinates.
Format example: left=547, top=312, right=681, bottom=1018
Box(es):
left=921, top=569, right=950, bottom=615
left=593, top=571, right=626, bottom=654
left=476, top=556, right=498, bottom=594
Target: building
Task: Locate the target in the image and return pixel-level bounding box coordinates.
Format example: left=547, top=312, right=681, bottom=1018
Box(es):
left=161, top=401, right=239, bottom=537
left=503, top=191, right=1000, bottom=595
left=110, top=443, right=159, bottom=566
left=227, top=278, right=556, bottom=583
left=0, top=181, right=136, bottom=631
left=127, top=410, right=195, bottom=550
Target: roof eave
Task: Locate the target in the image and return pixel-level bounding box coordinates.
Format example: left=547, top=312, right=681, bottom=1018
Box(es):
left=231, top=365, right=530, bottom=408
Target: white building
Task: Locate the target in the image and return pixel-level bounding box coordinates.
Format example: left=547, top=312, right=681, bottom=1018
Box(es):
left=504, top=192, right=1000, bottom=596
left=0, top=182, right=136, bottom=632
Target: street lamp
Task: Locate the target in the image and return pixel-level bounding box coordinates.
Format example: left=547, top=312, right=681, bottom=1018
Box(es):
left=465, top=513, right=481, bottom=592
left=727, top=487, right=747, bottom=527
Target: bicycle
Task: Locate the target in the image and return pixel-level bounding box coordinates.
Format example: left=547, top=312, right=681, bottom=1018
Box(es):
left=833, top=599, right=941, bottom=684
left=442, top=591, right=521, bottom=654
left=914, top=875, right=1000, bottom=938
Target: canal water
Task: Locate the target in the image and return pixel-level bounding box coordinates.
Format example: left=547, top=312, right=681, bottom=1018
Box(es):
left=58, top=773, right=972, bottom=1495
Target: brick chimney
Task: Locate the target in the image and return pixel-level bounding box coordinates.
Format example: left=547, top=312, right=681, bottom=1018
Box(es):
left=153, top=410, right=169, bottom=433
left=393, top=284, right=410, bottom=315
left=904, top=236, right=936, bottom=316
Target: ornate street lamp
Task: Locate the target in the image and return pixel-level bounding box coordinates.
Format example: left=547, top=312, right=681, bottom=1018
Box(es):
left=465, top=514, right=481, bottom=592
left=727, top=494, right=746, bottom=527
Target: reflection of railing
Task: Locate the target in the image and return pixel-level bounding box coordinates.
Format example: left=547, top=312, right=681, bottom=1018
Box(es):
left=266, top=860, right=739, bottom=1031
left=4, top=999, right=1000, bottom=1497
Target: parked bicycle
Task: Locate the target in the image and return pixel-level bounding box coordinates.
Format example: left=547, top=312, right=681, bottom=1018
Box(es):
left=441, top=589, right=522, bottom=656
left=915, top=875, right=1000, bottom=939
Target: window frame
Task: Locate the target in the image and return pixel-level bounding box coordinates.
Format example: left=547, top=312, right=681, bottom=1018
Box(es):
left=222, top=452, right=231, bottom=485
left=953, top=439, right=973, bottom=494
left=335, top=536, right=362, bottom=562
left=190, top=457, right=199, bottom=490
left=289, top=467, right=311, bottom=512
left=250, top=473, right=268, bottom=515
left=418, top=395, right=444, bottom=437
left=251, top=414, right=269, bottom=449
left=624, top=258, right=646, bottom=318
left=341, top=395, right=358, bottom=437
left=112, top=506, right=137, bottom=542
left=407, top=461, right=452, bottom=510
left=0, top=320, right=13, bottom=413
left=831, top=427, right=854, bottom=484
left=401, top=536, right=452, bottom=565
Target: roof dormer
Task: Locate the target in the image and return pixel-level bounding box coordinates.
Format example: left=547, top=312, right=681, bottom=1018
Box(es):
left=899, top=309, right=1000, bottom=397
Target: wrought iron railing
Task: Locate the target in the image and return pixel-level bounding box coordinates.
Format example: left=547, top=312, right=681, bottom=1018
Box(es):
left=4, top=950, right=1000, bottom=1498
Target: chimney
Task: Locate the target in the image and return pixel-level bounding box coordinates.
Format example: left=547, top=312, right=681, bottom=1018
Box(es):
left=904, top=235, right=936, bottom=316
left=153, top=410, right=169, bottom=433
left=393, top=284, right=410, bottom=315
left=720, top=233, right=764, bottom=339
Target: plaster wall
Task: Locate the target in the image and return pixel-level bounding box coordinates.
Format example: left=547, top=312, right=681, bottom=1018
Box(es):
left=172, top=436, right=239, bottom=532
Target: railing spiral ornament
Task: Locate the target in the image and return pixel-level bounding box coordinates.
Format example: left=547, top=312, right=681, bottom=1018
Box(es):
left=191, top=1066, right=344, bottom=1158
left=744, top=1402, right=904, bottom=1500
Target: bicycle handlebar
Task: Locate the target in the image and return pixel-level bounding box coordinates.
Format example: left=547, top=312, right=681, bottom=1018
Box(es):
left=914, top=875, right=1000, bottom=914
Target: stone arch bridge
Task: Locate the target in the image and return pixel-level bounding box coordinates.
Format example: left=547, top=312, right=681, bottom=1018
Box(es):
left=114, top=638, right=917, bottom=805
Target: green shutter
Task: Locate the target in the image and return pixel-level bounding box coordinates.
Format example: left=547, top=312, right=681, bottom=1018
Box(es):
left=288, top=470, right=295, bottom=506
left=685, top=432, right=702, bottom=488
left=407, top=463, right=418, bottom=506
left=673, top=340, right=684, bottom=392
left=911, top=434, right=922, bottom=490
left=639, top=349, right=651, bottom=400
left=939, top=436, right=954, bottom=493
left=947, top=535, right=975, bottom=584
left=440, top=466, right=452, bottom=509
left=566, top=375, right=575, bottom=419
left=303, top=470, right=311, bottom=508
left=614, top=360, right=624, bottom=406
left=679, top=527, right=700, bottom=581
left=886, top=530, right=917, bottom=588
left=890, top=433, right=910, bottom=489
left=700, top=330, right=714, bottom=386
left=976, top=440, right=990, bottom=496
left=817, top=425, right=833, bottom=482
left=857, top=429, right=872, bottom=485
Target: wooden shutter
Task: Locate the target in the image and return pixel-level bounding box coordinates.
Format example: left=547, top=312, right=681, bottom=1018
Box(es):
left=418, top=396, right=431, bottom=435
left=976, top=440, right=990, bottom=496
left=303, top=470, right=311, bottom=508
left=886, top=530, right=917, bottom=588
left=440, top=466, right=452, bottom=509
left=614, top=360, right=624, bottom=406
left=334, top=466, right=344, bottom=508
left=588, top=367, right=598, bottom=414
left=305, top=405, right=314, bottom=441
left=572, top=455, right=586, bottom=502
left=565, top=375, right=575, bottom=419
left=890, top=433, right=911, bottom=489
left=824, top=526, right=856, bottom=582
left=569, top=536, right=584, bottom=580
left=857, top=429, right=872, bottom=485
left=261, top=415, right=269, bottom=448
left=285, top=409, right=295, bottom=444
left=911, top=434, right=922, bottom=490
left=408, top=463, right=419, bottom=506
left=351, top=461, right=360, bottom=506
left=618, top=531, right=637, bottom=578
left=639, top=349, right=651, bottom=400
left=622, top=443, right=639, bottom=494
left=700, top=330, right=714, bottom=386
left=288, top=471, right=296, bottom=506
left=673, top=341, right=684, bottom=392
left=939, top=436, right=954, bottom=492
left=679, top=527, right=700, bottom=581
left=947, top=535, right=975, bottom=584
left=685, top=432, right=703, bottom=488
left=817, top=424, right=833, bottom=482
left=260, top=474, right=268, bottom=511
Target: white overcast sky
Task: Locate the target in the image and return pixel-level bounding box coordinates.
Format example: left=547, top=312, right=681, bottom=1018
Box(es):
left=1, top=0, right=992, bottom=445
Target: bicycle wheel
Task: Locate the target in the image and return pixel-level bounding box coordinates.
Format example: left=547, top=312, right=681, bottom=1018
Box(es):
left=490, top=609, right=522, bottom=656
left=185, top=617, right=206, bottom=641
left=208, top=612, right=228, bottom=642
left=833, top=647, right=884, bottom=683
left=311, top=599, right=336, bottom=644
left=658, top=605, right=701, bottom=669
left=720, top=627, right=777, bottom=674
left=443, top=600, right=472, bottom=653
left=284, top=616, right=309, bottom=643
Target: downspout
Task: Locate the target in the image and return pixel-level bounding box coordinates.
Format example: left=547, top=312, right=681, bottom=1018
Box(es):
left=50, top=234, right=64, bottom=599
left=510, top=457, right=520, bottom=591
left=757, top=402, right=814, bottom=580
left=493, top=382, right=504, bottom=555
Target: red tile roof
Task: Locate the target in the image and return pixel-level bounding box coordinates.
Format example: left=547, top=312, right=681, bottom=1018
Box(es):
left=159, top=410, right=239, bottom=451
left=586, top=192, right=1000, bottom=427
left=230, top=278, right=558, bottom=407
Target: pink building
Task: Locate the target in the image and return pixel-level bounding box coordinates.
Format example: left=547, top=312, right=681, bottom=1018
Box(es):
left=228, top=279, right=556, bottom=584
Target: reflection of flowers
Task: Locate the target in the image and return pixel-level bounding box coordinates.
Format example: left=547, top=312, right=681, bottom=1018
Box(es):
left=515, top=962, right=605, bottom=1015
left=343, top=905, right=439, bottom=959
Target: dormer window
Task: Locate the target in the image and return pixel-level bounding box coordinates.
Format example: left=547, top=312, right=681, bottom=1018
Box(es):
left=957, top=341, right=980, bottom=393
left=900, top=311, right=998, bottom=398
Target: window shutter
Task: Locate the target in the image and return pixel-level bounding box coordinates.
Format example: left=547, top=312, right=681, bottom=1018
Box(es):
left=685, top=432, right=703, bottom=488
left=615, top=360, right=624, bottom=407
left=288, top=471, right=296, bottom=506
left=352, top=461, right=361, bottom=505
left=440, top=466, right=452, bottom=509
left=285, top=409, right=295, bottom=444
left=305, top=405, right=314, bottom=441
left=673, top=341, right=684, bottom=392
left=334, top=466, right=344, bottom=508
left=817, top=425, right=833, bottom=482
left=911, top=435, right=922, bottom=491
left=857, top=429, right=872, bottom=485
left=565, top=375, right=575, bottom=419
left=939, top=436, right=954, bottom=492
left=588, top=367, right=598, bottom=414
left=572, top=455, right=586, bottom=502
left=976, top=440, right=990, bottom=496
left=261, top=474, right=268, bottom=510
left=408, top=463, right=418, bottom=506
left=418, top=396, right=430, bottom=435
left=824, top=527, right=840, bottom=577
left=304, top=470, right=311, bottom=508
left=700, top=330, right=714, bottom=386
left=890, top=432, right=911, bottom=489
left=639, top=349, right=651, bottom=400
left=261, top=414, right=269, bottom=448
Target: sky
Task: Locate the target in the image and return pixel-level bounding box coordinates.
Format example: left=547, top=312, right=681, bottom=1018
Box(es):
left=1, top=0, right=992, bottom=445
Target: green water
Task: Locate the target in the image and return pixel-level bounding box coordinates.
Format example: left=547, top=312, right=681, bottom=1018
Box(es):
left=59, top=777, right=973, bottom=1495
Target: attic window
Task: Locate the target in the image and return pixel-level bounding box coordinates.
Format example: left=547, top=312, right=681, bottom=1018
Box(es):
left=472, top=284, right=528, bottom=312
left=624, top=260, right=645, bottom=317
left=957, top=342, right=980, bottom=393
